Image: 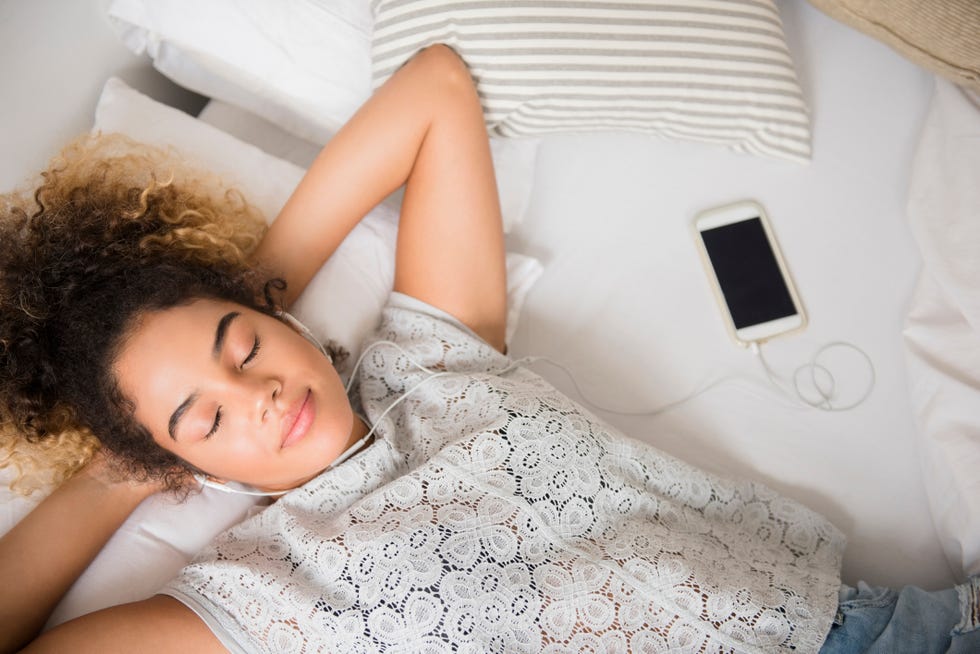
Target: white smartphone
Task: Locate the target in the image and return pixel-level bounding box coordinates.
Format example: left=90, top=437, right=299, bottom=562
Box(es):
left=693, top=200, right=806, bottom=346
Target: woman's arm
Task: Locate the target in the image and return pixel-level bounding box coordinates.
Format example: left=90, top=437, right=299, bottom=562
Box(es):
left=0, top=456, right=223, bottom=654
left=20, top=595, right=222, bottom=654
left=253, top=44, right=507, bottom=350
left=0, top=454, right=159, bottom=653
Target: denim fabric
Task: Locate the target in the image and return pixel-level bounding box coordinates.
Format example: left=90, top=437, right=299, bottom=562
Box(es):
left=819, top=575, right=980, bottom=653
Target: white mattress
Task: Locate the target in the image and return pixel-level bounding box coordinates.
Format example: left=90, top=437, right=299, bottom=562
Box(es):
left=198, top=1, right=947, bottom=591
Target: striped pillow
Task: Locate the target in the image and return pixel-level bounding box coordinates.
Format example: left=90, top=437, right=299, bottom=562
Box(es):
left=370, top=0, right=811, bottom=163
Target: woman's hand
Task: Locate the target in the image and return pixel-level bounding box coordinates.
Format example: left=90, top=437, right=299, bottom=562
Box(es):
left=0, top=450, right=162, bottom=653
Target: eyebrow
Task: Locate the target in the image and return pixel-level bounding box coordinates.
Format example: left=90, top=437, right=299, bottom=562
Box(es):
left=168, top=393, right=198, bottom=441
left=167, top=311, right=240, bottom=441
left=212, top=311, right=241, bottom=359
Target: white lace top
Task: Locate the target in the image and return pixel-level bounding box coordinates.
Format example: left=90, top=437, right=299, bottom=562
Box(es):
left=164, top=293, right=845, bottom=653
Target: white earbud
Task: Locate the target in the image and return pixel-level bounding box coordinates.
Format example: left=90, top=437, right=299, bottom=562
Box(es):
left=194, top=474, right=291, bottom=497
left=279, top=311, right=332, bottom=363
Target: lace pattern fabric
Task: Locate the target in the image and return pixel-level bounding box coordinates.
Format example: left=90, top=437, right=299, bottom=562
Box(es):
left=164, top=293, right=845, bottom=653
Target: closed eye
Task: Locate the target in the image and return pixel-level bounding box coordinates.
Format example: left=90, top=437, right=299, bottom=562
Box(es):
left=242, top=336, right=261, bottom=367
left=204, top=407, right=222, bottom=440
left=203, top=335, right=258, bottom=441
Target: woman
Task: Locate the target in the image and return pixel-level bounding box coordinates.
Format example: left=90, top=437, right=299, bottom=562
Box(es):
left=0, top=45, right=976, bottom=654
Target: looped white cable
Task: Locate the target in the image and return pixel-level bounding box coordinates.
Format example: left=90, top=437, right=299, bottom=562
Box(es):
left=753, top=340, right=875, bottom=412
left=529, top=340, right=875, bottom=418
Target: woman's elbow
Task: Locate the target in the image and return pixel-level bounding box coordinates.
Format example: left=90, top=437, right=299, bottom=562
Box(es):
left=411, top=44, right=475, bottom=94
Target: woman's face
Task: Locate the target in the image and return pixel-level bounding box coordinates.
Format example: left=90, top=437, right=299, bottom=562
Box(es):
left=113, top=298, right=356, bottom=491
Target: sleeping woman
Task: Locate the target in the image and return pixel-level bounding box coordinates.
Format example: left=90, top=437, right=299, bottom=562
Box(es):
left=0, top=45, right=977, bottom=654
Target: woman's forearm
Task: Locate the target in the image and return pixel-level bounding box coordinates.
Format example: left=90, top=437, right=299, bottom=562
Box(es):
left=0, top=458, right=157, bottom=654
left=252, top=45, right=472, bottom=307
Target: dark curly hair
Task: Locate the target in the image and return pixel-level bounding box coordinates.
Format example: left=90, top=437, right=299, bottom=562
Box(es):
left=0, top=133, right=274, bottom=494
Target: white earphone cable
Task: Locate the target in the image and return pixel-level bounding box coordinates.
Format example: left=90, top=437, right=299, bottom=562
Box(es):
left=524, top=340, right=875, bottom=418
left=199, top=329, right=875, bottom=497
left=200, top=339, right=528, bottom=496
left=751, top=340, right=876, bottom=412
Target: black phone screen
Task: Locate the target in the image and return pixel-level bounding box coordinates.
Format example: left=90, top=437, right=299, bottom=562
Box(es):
left=700, top=217, right=797, bottom=329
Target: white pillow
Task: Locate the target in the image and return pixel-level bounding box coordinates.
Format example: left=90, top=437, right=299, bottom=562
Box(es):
left=107, top=0, right=374, bottom=143
left=0, top=76, right=542, bottom=628
left=370, top=0, right=812, bottom=164
left=105, top=0, right=541, bottom=230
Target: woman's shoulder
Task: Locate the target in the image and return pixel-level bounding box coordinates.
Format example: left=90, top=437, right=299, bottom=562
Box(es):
left=385, top=291, right=474, bottom=332
left=361, top=291, right=510, bottom=377
left=384, top=291, right=494, bottom=344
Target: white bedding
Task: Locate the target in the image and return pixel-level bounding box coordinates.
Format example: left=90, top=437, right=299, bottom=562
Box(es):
left=510, top=0, right=945, bottom=591
left=507, top=1, right=947, bottom=591
left=197, top=1, right=951, bottom=591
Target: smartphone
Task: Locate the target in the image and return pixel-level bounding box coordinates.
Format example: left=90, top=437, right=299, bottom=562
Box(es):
left=693, top=200, right=806, bottom=346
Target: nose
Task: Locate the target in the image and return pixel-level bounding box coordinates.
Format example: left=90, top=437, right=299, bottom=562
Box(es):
left=249, top=376, right=282, bottom=424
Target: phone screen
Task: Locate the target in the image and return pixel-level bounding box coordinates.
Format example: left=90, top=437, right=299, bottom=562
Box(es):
left=700, top=217, right=797, bottom=329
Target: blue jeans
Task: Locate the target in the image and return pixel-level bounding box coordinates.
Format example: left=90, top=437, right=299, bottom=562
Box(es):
left=819, top=575, right=980, bottom=653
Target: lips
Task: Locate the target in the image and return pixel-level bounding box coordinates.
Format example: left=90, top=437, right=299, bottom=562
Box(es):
left=281, top=390, right=314, bottom=449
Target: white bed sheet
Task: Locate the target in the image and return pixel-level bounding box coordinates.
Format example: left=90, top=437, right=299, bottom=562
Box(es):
left=198, top=1, right=948, bottom=591
left=507, top=0, right=944, bottom=591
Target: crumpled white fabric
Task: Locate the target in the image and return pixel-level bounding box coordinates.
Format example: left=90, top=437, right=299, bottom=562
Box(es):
left=165, top=293, right=844, bottom=653
left=904, top=79, right=980, bottom=579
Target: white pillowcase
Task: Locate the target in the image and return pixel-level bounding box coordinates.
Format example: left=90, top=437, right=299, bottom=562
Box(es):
left=105, top=0, right=541, bottom=229
left=107, top=0, right=374, bottom=143
left=0, top=76, right=542, bottom=628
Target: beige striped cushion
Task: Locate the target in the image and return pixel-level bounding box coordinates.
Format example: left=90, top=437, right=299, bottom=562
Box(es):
left=370, top=0, right=812, bottom=163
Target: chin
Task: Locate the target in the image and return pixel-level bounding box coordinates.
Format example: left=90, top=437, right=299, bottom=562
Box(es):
left=302, top=430, right=347, bottom=470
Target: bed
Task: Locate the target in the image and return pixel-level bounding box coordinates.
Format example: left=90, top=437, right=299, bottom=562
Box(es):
left=2, top=0, right=979, bottom=634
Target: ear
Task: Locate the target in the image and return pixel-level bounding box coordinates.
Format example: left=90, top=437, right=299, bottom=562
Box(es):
left=277, top=311, right=333, bottom=364
left=194, top=473, right=231, bottom=492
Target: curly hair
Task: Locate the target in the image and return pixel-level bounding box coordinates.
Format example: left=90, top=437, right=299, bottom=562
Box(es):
left=0, top=133, right=273, bottom=494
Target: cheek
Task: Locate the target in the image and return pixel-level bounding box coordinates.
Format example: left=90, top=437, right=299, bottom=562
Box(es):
left=285, top=335, right=346, bottom=398
left=323, top=368, right=354, bottom=422
left=147, top=429, right=191, bottom=464
left=304, top=359, right=354, bottom=449
left=153, top=433, right=258, bottom=478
